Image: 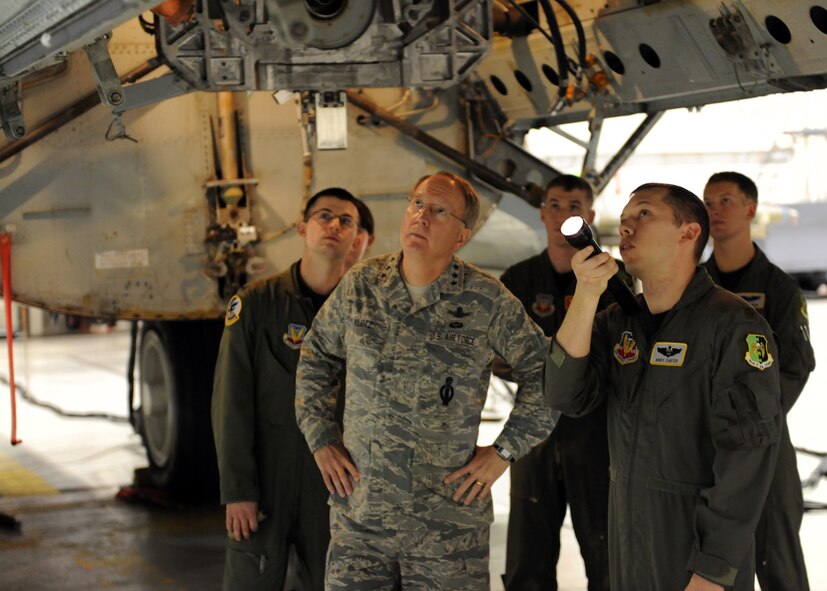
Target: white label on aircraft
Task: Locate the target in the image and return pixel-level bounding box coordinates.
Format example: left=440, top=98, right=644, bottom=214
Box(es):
left=95, top=249, right=150, bottom=270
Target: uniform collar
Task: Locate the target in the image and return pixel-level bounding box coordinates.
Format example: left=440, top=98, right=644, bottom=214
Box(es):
left=704, top=241, right=765, bottom=280
left=379, top=252, right=466, bottom=312
left=288, top=260, right=317, bottom=312
left=670, top=266, right=716, bottom=311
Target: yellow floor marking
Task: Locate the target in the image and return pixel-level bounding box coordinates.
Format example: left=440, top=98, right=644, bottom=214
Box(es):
left=0, top=447, right=59, bottom=496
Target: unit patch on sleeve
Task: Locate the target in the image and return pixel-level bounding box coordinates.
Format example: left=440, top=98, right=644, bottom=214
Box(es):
left=532, top=294, right=555, bottom=318
left=283, top=323, right=308, bottom=349
left=736, top=292, right=766, bottom=310
left=225, top=295, right=242, bottom=326
left=745, top=333, right=774, bottom=370
left=649, top=342, right=687, bottom=366
left=613, top=331, right=639, bottom=365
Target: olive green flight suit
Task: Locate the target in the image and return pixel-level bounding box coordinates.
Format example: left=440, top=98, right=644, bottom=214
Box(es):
left=499, top=251, right=617, bottom=591
left=705, top=244, right=815, bottom=591
left=546, top=268, right=781, bottom=590
left=212, top=262, right=332, bottom=591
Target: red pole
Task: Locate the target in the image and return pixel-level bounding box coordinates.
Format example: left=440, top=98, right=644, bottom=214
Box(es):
left=1, top=233, right=22, bottom=445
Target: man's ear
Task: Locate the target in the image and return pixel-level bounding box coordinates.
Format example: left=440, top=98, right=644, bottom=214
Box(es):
left=585, top=208, right=596, bottom=225
left=367, top=234, right=377, bottom=248
left=455, top=227, right=472, bottom=251
left=297, top=219, right=307, bottom=238
left=682, top=222, right=701, bottom=245
left=746, top=199, right=757, bottom=221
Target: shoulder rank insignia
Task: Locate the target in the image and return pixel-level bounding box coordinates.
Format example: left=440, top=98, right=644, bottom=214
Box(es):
left=613, top=331, right=639, bottom=365
left=650, top=342, right=687, bottom=366
left=745, top=333, right=774, bottom=370
left=532, top=294, right=555, bottom=318
left=283, top=323, right=308, bottom=349
left=225, top=295, right=242, bottom=326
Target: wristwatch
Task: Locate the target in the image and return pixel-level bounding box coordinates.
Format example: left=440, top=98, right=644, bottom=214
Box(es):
left=493, top=444, right=515, bottom=463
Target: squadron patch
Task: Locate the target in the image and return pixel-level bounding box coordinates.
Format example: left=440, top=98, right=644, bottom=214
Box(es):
left=737, top=292, right=766, bottom=310
left=745, top=333, right=774, bottom=370
left=532, top=294, right=555, bottom=318
left=283, top=323, right=308, bottom=349
left=613, top=331, right=639, bottom=365
left=650, top=342, right=687, bottom=366
left=225, top=295, right=242, bottom=326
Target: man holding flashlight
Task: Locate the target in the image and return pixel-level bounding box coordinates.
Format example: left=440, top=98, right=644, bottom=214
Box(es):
left=547, top=183, right=781, bottom=590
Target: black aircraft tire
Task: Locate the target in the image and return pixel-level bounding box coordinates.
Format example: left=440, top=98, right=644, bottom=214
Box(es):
left=138, top=319, right=223, bottom=500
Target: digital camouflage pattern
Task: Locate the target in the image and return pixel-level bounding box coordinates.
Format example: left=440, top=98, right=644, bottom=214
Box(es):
left=326, top=511, right=490, bottom=590
left=296, top=252, right=558, bottom=533
left=546, top=268, right=782, bottom=590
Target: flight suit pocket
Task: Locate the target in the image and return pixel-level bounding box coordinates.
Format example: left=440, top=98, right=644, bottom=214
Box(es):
left=712, top=383, right=779, bottom=450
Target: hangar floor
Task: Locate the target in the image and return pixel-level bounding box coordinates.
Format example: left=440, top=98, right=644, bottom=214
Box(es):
left=1, top=303, right=826, bottom=591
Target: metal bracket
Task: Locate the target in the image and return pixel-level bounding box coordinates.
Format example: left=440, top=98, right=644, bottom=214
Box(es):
left=709, top=2, right=776, bottom=78
left=112, top=72, right=193, bottom=115
left=83, top=34, right=126, bottom=109
left=0, top=80, right=25, bottom=140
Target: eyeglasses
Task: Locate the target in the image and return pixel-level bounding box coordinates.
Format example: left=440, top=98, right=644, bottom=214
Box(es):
left=406, top=197, right=467, bottom=227
left=308, top=209, right=358, bottom=230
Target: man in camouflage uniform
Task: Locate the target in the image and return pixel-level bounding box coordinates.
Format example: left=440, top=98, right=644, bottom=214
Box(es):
left=546, top=183, right=781, bottom=590
left=703, top=171, right=815, bottom=591
left=212, top=188, right=369, bottom=591
left=499, top=175, right=611, bottom=591
left=296, top=171, right=557, bottom=590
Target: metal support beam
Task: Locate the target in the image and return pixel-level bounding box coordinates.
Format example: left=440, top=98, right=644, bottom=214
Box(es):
left=590, top=111, right=664, bottom=194
left=345, top=89, right=534, bottom=203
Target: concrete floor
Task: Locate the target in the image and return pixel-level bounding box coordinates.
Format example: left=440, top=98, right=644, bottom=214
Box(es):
left=1, top=302, right=827, bottom=590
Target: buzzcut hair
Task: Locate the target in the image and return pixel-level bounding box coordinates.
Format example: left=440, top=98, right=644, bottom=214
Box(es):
left=302, top=187, right=361, bottom=223
left=410, top=171, right=480, bottom=229
left=546, top=174, right=595, bottom=206
left=706, top=171, right=758, bottom=203
left=632, top=182, right=710, bottom=262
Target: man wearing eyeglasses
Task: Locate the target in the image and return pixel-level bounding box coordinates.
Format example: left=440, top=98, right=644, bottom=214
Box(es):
left=296, top=171, right=557, bottom=590
left=212, top=187, right=369, bottom=591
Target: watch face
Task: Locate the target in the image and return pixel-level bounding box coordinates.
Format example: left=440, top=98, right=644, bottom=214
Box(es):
left=495, top=445, right=514, bottom=462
